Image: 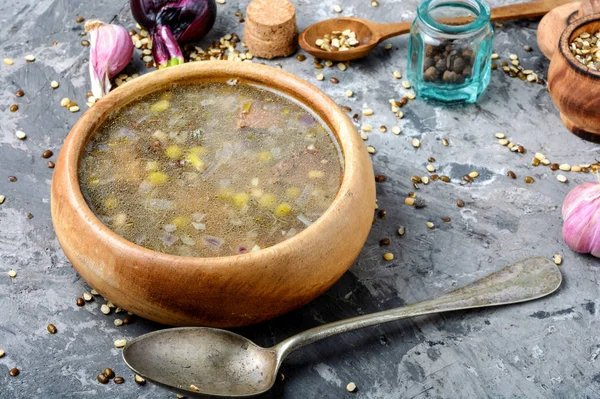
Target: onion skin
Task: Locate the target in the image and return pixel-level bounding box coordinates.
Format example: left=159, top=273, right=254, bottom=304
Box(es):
left=562, top=182, right=600, bottom=257
left=130, top=0, right=217, bottom=68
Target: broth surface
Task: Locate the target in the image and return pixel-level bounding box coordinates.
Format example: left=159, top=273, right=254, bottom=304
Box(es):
left=79, top=82, right=343, bottom=257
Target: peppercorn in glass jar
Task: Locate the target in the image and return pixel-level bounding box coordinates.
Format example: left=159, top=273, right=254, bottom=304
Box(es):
left=407, top=0, right=493, bottom=103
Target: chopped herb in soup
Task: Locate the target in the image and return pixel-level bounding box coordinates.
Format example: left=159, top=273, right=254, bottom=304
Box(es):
left=79, top=82, right=343, bottom=257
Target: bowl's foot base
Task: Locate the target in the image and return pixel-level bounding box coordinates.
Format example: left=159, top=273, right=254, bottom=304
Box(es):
left=560, top=113, right=600, bottom=143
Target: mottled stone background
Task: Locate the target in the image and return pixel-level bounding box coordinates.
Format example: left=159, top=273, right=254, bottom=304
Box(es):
left=1, top=0, right=600, bottom=398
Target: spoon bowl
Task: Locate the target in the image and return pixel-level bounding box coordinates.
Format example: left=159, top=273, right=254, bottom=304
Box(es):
left=298, top=17, right=392, bottom=61
left=123, top=327, right=279, bottom=397
left=123, top=257, right=562, bottom=397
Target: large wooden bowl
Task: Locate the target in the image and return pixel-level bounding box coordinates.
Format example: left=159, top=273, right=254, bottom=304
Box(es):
left=548, top=14, right=600, bottom=142
left=51, top=62, right=375, bottom=327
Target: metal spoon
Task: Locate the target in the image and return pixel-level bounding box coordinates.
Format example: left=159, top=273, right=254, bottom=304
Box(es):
left=123, top=256, right=562, bottom=397
left=298, top=0, right=575, bottom=61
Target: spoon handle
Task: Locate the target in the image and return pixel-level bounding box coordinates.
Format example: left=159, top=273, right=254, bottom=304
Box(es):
left=373, top=0, right=576, bottom=42
left=274, top=257, right=561, bottom=360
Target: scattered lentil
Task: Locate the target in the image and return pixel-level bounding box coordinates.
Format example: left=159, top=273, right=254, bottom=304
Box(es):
left=47, top=324, right=57, bottom=334
left=345, top=89, right=353, bottom=97
left=456, top=199, right=465, bottom=207
left=392, top=126, right=401, bottom=135
left=97, top=374, right=109, bottom=384
left=442, top=216, right=451, bottom=223
left=557, top=174, right=567, bottom=183
left=114, top=339, right=127, bottom=348
left=42, top=150, right=53, bottom=158
left=361, top=125, right=373, bottom=132
left=0, top=195, right=5, bottom=205
left=379, top=238, right=390, bottom=246
left=404, top=197, right=415, bottom=206
left=69, top=105, right=80, bottom=113
left=422, top=176, right=430, bottom=184
left=10, top=104, right=18, bottom=112
left=76, top=298, right=85, bottom=307
left=330, top=77, right=339, bottom=84
left=401, top=80, right=411, bottom=89
left=439, top=175, right=450, bottom=182
left=507, top=170, right=516, bottom=179
left=76, top=16, right=85, bottom=23
left=333, top=4, right=342, bottom=13
left=16, top=89, right=24, bottom=97
left=346, top=382, right=357, bottom=392
left=60, top=98, right=71, bottom=107
left=378, top=209, right=386, bottom=218
left=426, top=221, right=434, bottom=229
left=412, top=138, right=420, bottom=148
left=524, top=45, right=532, bottom=52
left=553, top=254, right=562, bottom=265
left=362, top=108, right=374, bottom=116
left=24, top=55, right=35, bottom=62
left=0, top=350, right=4, bottom=358
left=367, top=146, right=376, bottom=154
left=572, top=165, right=582, bottom=172
left=550, top=163, right=559, bottom=171
left=3, top=58, right=14, bottom=65
left=8, top=176, right=17, bottom=182
left=468, top=171, right=479, bottom=178
left=393, top=70, right=402, bottom=79
left=9, top=368, right=20, bottom=377
left=114, top=376, right=125, bottom=384
left=316, top=73, right=324, bottom=81
left=8, top=270, right=16, bottom=278
left=397, top=226, right=406, bottom=236
left=296, top=54, right=306, bottom=62
left=379, top=125, right=387, bottom=132
left=114, top=319, right=124, bottom=327
left=384, top=43, right=393, bottom=50
left=375, top=174, right=386, bottom=182
left=100, top=304, right=111, bottom=314
left=47, top=161, right=56, bottom=169
left=50, top=80, right=59, bottom=89
left=15, top=130, right=26, bottom=140
left=383, top=253, right=394, bottom=261
left=442, top=138, right=449, bottom=146
left=524, top=176, right=534, bottom=183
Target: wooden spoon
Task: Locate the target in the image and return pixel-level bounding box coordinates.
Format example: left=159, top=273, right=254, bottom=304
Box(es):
left=299, top=0, right=577, bottom=61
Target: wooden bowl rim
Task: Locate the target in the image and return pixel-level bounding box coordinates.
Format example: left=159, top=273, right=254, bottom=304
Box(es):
left=559, top=13, right=600, bottom=78
left=59, top=61, right=366, bottom=266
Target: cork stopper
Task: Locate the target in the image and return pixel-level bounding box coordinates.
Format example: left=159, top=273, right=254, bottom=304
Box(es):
left=244, top=0, right=298, bottom=59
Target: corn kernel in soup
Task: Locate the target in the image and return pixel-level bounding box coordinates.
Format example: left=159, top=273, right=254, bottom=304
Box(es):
left=79, top=83, right=343, bottom=257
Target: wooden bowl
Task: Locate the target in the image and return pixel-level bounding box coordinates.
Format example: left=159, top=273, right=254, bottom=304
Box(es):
left=537, top=1, right=582, bottom=60
left=51, top=61, right=375, bottom=327
left=548, top=14, right=600, bottom=142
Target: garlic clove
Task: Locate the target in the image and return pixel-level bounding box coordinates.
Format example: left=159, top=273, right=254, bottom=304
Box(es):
left=85, top=20, right=134, bottom=98
left=561, top=182, right=600, bottom=256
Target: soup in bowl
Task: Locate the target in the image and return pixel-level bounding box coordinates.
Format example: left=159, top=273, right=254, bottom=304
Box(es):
left=51, top=62, right=375, bottom=327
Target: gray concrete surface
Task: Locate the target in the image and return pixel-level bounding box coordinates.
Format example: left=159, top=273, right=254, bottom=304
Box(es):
left=1, top=0, right=600, bottom=398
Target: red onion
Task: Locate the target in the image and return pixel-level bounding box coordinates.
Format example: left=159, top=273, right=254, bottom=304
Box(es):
left=130, top=0, right=217, bottom=68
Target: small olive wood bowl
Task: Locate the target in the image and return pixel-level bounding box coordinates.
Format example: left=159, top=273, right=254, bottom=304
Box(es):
left=548, top=14, right=600, bottom=142
left=51, top=61, right=376, bottom=327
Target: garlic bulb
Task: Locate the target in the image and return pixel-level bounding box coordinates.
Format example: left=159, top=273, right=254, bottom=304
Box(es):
left=85, top=20, right=134, bottom=98
left=562, top=182, right=600, bottom=256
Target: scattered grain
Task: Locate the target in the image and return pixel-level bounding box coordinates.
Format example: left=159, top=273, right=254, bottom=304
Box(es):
left=0, top=350, right=4, bottom=358
left=135, top=375, right=146, bottom=385
left=76, top=16, right=85, bottom=23
left=333, top=4, right=342, bottom=12
left=468, top=171, right=479, bottom=178
left=384, top=43, right=393, bottom=50
left=393, top=70, right=402, bottom=79
left=442, top=138, right=449, bottom=146
left=456, top=199, right=465, bottom=207
left=10, top=104, right=18, bottom=112
left=76, top=298, right=85, bottom=307
left=42, top=150, right=53, bottom=158
left=69, top=105, right=80, bottom=113
left=61, top=98, right=71, bottom=107
left=553, top=254, right=562, bottom=265
left=9, top=368, right=19, bottom=377
left=50, top=80, right=59, bottom=89
left=47, top=324, right=57, bottom=334
left=383, top=253, right=394, bottom=261
left=0, top=195, right=5, bottom=205
left=367, top=146, right=376, bottom=154
left=24, top=55, right=35, bottom=62
left=316, top=73, right=324, bottom=81
left=3, top=58, right=14, bottom=65
left=345, top=89, right=353, bottom=97
left=404, top=197, right=415, bottom=206
left=330, top=77, right=339, bottom=84
left=524, top=176, right=534, bottom=183
left=346, top=382, right=357, bottom=392
left=557, top=174, right=567, bottom=183
left=362, top=108, right=374, bottom=116
left=559, top=163, right=571, bottom=171
left=392, top=126, right=401, bottom=135
left=426, top=221, right=434, bottom=229
left=507, top=170, right=516, bottom=179
left=397, top=226, right=406, bottom=236
left=8, top=270, right=16, bottom=278
left=412, top=138, right=420, bottom=148
left=114, top=339, right=127, bottom=348
left=375, top=174, right=386, bottom=182
left=16, top=89, right=24, bottom=97
left=401, top=80, right=411, bottom=89
left=15, top=131, right=26, bottom=140
left=47, top=161, right=55, bottom=169
left=100, top=304, right=111, bottom=314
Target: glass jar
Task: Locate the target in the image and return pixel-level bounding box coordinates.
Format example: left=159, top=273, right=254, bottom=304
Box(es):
left=407, top=0, right=494, bottom=103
